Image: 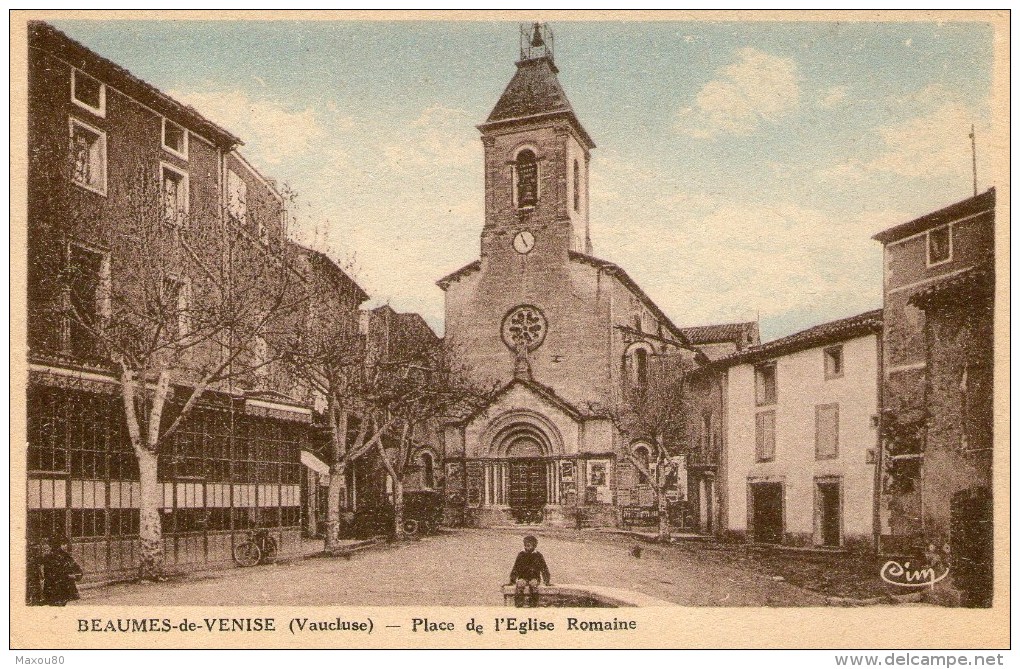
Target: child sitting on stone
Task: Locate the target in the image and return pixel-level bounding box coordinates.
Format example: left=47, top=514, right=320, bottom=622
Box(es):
left=508, top=535, right=551, bottom=607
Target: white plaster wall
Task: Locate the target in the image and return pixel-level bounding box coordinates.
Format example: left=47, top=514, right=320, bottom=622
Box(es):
left=724, top=334, right=879, bottom=542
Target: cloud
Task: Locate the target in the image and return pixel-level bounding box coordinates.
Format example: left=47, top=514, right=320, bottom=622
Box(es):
left=676, top=47, right=800, bottom=139
left=866, top=103, right=980, bottom=178
left=168, top=88, right=346, bottom=166
left=586, top=148, right=898, bottom=338
left=381, top=104, right=479, bottom=171
left=817, top=86, right=848, bottom=109
left=818, top=101, right=990, bottom=183
left=600, top=196, right=897, bottom=339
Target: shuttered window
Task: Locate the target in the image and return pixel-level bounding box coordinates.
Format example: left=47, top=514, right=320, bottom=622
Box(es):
left=755, top=411, right=776, bottom=462
left=815, top=404, right=839, bottom=459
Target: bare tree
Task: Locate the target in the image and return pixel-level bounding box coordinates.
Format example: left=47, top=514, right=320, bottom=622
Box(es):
left=596, top=352, right=697, bottom=542
left=367, top=331, right=491, bottom=540
left=280, top=258, right=398, bottom=552
left=34, top=143, right=304, bottom=579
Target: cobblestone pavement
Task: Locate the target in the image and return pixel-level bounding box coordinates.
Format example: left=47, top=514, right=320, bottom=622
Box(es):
left=78, top=528, right=826, bottom=607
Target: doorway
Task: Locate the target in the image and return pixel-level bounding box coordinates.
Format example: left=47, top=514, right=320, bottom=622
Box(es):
left=508, top=459, right=547, bottom=524
left=815, top=478, right=842, bottom=547
left=750, top=482, right=784, bottom=544
left=950, top=486, right=993, bottom=607
left=699, top=478, right=715, bottom=534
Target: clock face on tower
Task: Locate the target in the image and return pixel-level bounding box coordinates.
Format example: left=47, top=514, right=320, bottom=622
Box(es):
left=513, top=230, right=535, bottom=254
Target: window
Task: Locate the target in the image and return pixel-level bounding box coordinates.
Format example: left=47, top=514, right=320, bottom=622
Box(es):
left=755, top=362, right=777, bottom=406
left=161, top=276, right=191, bottom=342
left=824, top=345, right=844, bottom=379
left=28, top=509, right=67, bottom=544
left=28, top=387, right=70, bottom=474
left=701, top=413, right=713, bottom=454
left=227, top=169, right=248, bottom=223
left=162, top=118, right=188, bottom=159
left=69, top=118, right=107, bottom=194
left=815, top=404, right=839, bottom=460
left=161, top=163, right=189, bottom=227
left=514, top=149, right=538, bottom=208
left=632, top=444, right=651, bottom=484
left=634, top=348, right=648, bottom=386
left=420, top=451, right=436, bottom=489
left=71, top=69, right=105, bottom=117
left=927, top=225, right=952, bottom=266
left=573, top=159, right=580, bottom=211
left=755, top=411, right=776, bottom=462
left=107, top=509, right=139, bottom=537
left=65, top=243, right=110, bottom=360
left=70, top=509, right=106, bottom=538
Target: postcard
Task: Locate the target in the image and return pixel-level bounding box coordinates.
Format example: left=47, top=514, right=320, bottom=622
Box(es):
left=9, top=9, right=1009, bottom=650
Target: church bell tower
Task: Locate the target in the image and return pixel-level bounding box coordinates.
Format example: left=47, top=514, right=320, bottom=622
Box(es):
left=478, top=23, right=595, bottom=261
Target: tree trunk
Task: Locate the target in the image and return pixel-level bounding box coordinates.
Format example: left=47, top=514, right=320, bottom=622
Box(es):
left=392, top=478, right=405, bottom=540
left=306, top=471, right=318, bottom=538
left=137, top=448, right=165, bottom=580
left=324, top=463, right=346, bottom=553
left=657, top=490, right=670, bottom=543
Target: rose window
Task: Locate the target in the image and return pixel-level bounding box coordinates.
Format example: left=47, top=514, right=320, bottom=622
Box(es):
left=501, top=305, right=548, bottom=352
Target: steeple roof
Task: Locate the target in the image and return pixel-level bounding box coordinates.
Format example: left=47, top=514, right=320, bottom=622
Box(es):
left=480, top=56, right=595, bottom=148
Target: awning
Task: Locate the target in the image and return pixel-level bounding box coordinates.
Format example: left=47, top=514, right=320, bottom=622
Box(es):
left=300, top=450, right=330, bottom=476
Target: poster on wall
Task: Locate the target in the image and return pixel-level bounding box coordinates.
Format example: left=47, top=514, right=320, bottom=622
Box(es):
left=587, top=459, right=612, bottom=504
left=559, top=460, right=576, bottom=505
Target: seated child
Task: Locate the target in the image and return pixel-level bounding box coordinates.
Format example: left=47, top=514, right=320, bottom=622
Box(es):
left=508, top=535, right=551, bottom=607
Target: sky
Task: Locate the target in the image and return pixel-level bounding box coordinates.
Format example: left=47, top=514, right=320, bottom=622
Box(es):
left=52, top=18, right=997, bottom=342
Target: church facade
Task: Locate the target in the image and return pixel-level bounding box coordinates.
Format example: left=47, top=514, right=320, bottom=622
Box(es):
left=438, top=27, right=705, bottom=530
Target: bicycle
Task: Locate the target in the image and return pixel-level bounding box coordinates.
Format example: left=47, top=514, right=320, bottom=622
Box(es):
left=232, top=528, right=278, bottom=567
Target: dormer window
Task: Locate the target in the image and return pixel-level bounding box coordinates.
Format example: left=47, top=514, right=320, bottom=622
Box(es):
left=71, top=69, right=105, bottom=117
left=514, top=149, right=538, bottom=209
left=162, top=118, right=188, bottom=160
left=927, top=225, right=952, bottom=266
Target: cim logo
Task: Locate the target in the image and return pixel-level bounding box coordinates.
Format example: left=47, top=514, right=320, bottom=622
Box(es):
left=880, top=560, right=950, bottom=588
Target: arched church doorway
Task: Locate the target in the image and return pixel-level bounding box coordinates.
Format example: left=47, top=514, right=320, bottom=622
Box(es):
left=501, top=426, right=549, bottom=524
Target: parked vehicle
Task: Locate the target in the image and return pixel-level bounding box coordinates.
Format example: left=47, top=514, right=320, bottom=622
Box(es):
left=347, top=490, right=444, bottom=539
left=232, top=528, right=279, bottom=567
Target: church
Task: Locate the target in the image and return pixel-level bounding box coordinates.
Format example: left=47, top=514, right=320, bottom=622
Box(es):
left=437, top=25, right=727, bottom=530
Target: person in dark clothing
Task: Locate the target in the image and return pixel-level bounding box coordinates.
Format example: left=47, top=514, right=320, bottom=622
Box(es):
left=508, top=535, right=551, bottom=607
left=39, top=536, right=83, bottom=606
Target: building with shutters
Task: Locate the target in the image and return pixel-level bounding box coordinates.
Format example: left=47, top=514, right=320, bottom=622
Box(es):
left=716, top=311, right=883, bottom=552
left=24, top=22, right=327, bottom=584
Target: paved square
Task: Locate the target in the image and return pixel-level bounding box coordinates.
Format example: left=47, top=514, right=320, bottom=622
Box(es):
left=79, top=529, right=825, bottom=607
